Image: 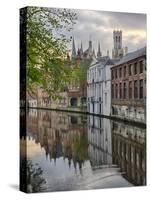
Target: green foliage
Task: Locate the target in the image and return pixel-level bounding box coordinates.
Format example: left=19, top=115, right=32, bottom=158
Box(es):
left=72, top=134, right=88, bottom=161
left=70, top=62, right=87, bottom=87
left=22, top=7, right=77, bottom=98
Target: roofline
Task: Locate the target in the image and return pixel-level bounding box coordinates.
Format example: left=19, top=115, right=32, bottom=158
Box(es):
left=111, top=54, right=146, bottom=69
left=111, top=47, right=146, bottom=68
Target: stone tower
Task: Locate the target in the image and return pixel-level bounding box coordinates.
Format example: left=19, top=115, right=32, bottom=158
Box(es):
left=112, top=30, right=124, bottom=59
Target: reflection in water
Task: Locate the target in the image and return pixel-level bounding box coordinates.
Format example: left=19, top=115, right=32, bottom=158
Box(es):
left=20, top=158, right=46, bottom=193
left=112, top=121, right=146, bottom=185
left=20, top=109, right=146, bottom=193
left=88, top=116, right=112, bottom=168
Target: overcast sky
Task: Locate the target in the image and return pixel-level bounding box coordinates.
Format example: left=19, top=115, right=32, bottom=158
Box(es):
left=68, top=9, right=146, bottom=57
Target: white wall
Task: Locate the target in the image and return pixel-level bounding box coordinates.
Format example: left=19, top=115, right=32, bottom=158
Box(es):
left=87, top=63, right=112, bottom=116
left=102, top=65, right=112, bottom=116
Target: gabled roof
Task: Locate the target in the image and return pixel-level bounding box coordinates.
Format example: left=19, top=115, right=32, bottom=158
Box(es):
left=114, top=46, right=146, bottom=66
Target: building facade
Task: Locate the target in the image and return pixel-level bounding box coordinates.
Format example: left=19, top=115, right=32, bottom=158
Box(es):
left=37, top=88, right=69, bottom=109
left=87, top=58, right=114, bottom=116
left=111, top=47, right=146, bottom=124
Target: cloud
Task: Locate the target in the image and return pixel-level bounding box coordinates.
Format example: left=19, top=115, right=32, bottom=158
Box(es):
left=69, top=9, right=146, bottom=57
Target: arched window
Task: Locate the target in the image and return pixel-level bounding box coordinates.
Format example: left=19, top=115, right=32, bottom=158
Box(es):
left=70, top=98, right=77, bottom=107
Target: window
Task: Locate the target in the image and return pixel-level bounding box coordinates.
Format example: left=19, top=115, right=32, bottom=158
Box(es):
left=115, top=69, right=117, bottom=79
left=134, top=62, right=137, bottom=75
left=129, top=81, right=132, bottom=99
left=112, top=84, right=114, bottom=99
left=124, top=82, right=127, bottom=99
left=105, top=93, right=107, bottom=105
left=134, top=80, right=138, bottom=99
left=119, top=68, right=122, bottom=78
left=140, top=60, right=143, bottom=73
left=140, top=80, right=143, bottom=99
left=129, top=64, right=132, bottom=76
left=120, top=83, right=122, bottom=99
left=116, top=84, right=118, bottom=99
left=124, top=66, right=126, bottom=77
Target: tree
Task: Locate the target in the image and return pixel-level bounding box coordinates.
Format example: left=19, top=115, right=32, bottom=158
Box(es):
left=20, top=7, right=77, bottom=98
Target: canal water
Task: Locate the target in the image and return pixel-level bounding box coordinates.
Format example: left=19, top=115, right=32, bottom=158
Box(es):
left=20, top=109, right=146, bottom=193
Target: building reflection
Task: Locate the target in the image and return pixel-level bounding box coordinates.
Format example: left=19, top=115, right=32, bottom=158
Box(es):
left=26, top=110, right=88, bottom=172
left=87, top=115, right=112, bottom=168
left=112, top=121, right=146, bottom=186
left=87, top=115, right=146, bottom=186
left=22, top=109, right=146, bottom=186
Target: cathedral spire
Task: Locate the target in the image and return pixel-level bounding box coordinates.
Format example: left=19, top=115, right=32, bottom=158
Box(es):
left=80, top=41, right=83, bottom=55
left=89, top=35, right=92, bottom=52
left=97, top=42, right=102, bottom=59
left=72, top=36, right=76, bottom=59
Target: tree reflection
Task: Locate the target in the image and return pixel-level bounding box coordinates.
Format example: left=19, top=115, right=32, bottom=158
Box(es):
left=27, top=110, right=89, bottom=171
left=20, top=159, right=46, bottom=193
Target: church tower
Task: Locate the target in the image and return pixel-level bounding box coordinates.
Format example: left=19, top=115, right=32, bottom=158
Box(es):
left=97, top=42, right=102, bottom=59
left=72, top=37, right=76, bottom=59
left=112, top=30, right=124, bottom=59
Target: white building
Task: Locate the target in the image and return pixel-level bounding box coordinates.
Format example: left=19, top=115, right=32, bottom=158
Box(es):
left=87, top=58, right=114, bottom=116
left=87, top=115, right=112, bottom=168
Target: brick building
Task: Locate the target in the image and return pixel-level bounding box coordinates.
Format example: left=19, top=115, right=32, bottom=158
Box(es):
left=111, top=47, right=146, bottom=124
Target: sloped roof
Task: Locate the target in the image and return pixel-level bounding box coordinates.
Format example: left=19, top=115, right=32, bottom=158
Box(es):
left=90, top=57, right=115, bottom=68
left=114, top=46, right=146, bottom=66
left=105, top=59, right=115, bottom=65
